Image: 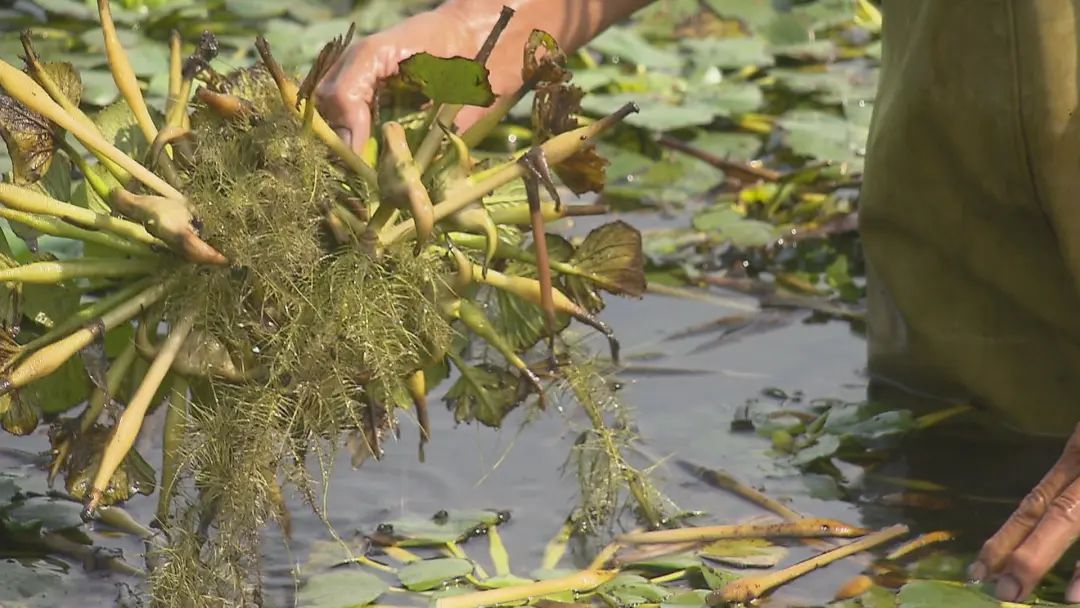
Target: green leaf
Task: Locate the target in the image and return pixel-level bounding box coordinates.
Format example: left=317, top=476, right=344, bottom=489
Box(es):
left=4, top=495, right=85, bottom=537
left=397, top=558, right=473, bottom=591
left=444, top=359, right=524, bottom=428
left=791, top=433, right=841, bottom=466
left=692, top=207, right=778, bottom=247
left=380, top=509, right=504, bottom=546
left=582, top=93, right=716, bottom=132
left=703, top=0, right=778, bottom=29
left=399, top=53, right=495, bottom=106
left=588, top=27, right=682, bottom=71
left=698, top=538, right=787, bottom=568
left=298, top=569, right=389, bottom=608
left=79, top=70, right=121, bottom=107
left=778, top=109, right=869, bottom=170
left=683, top=37, right=774, bottom=70
left=597, top=574, right=672, bottom=605
left=699, top=564, right=741, bottom=591
left=896, top=581, right=1001, bottom=608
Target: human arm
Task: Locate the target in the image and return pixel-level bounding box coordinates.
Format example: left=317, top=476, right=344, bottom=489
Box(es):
left=315, top=0, right=655, bottom=151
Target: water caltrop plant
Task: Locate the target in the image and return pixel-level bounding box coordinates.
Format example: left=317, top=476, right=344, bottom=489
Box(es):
left=0, top=1, right=658, bottom=602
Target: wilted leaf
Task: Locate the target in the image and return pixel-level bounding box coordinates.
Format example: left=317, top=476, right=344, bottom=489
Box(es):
left=1, top=393, right=38, bottom=436
left=64, top=426, right=156, bottom=505
left=297, top=568, right=388, bottom=608
left=523, top=29, right=568, bottom=84
left=397, top=558, right=473, bottom=591
left=444, top=360, right=525, bottom=428
left=698, top=538, right=787, bottom=568
left=0, top=92, right=57, bottom=184
left=571, top=221, right=646, bottom=298
left=531, top=84, right=608, bottom=194
left=399, top=53, right=494, bottom=106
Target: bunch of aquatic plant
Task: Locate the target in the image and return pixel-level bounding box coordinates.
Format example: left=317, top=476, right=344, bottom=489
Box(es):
left=0, top=1, right=655, bottom=602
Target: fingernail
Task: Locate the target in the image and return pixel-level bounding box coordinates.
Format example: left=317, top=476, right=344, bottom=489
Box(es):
left=333, top=127, right=352, bottom=147
left=995, top=574, right=1022, bottom=602
left=967, top=561, right=987, bottom=583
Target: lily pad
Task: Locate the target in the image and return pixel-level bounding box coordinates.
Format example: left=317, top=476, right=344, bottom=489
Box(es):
left=896, top=580, right=1002, bottom=608
left=699, top=538, right=787, bottom=568
left=298, top=569, right=389, bottom=608
left=588, top=27, right=682, bottom=71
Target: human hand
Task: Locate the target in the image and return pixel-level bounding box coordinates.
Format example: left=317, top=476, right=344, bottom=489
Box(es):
left=315, top=5, right=526, bottom=152
left=971, top=424, right=1080, bottom=602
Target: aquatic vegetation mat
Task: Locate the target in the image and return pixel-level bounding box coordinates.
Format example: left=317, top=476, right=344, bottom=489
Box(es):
left=0, top=2, right=666, bottom=604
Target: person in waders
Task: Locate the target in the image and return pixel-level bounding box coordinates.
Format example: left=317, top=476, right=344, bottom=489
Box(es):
left=316, top=1, right=1080, bottom=602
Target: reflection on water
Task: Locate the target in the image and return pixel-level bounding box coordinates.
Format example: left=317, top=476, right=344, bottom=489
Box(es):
left=0, top=286, right=1065, bottom=606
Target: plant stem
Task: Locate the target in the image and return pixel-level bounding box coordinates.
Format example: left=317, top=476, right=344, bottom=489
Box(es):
left=86, top=313, right=195, bottom=516
left=0, top=183, right=164, bottom=248
left=382, top=103, right=637, bottom=246
left=0, top=208, right=154, bottom=257
left=41, top=532, right=145, bottom=576
left=488, top=201, right=608, bottom=226
left=0, top=257, right=162, bottom=284
left=708, top=525, right=910, bottom=605
left=618, top=519, right=869, bottom=545
left=0, top=58, right=183, bottom=200
left=48, top=340, right=139, bottom=485
left=97, top=0, right=158, bottom=146
left=884, top=530, right=954, bottom=560
left=435, top=570, right=616, bottom=608
left=156, top=376, right=188, bottom=525
left=1, top=281, right=168, bottom=393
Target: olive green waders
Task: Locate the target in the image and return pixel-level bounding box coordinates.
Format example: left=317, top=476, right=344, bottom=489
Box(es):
left=862, top=0, right=1080, bottom=437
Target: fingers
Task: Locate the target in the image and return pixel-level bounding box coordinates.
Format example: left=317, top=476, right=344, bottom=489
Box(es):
left=1067, top=562, right=1080, bottom=603
left=315, top=42, right=378, bottom=152
left=994, top=475, right=1080, bottom=601
left=972, top=424, right=1080, bottom=579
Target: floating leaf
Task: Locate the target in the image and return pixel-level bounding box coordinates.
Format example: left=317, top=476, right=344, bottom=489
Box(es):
left=297, top=569, right=389, bottom=608
left=790, top=434, right=841, bottom=466
left=397, top=558, right=474, bottom=591
left=896, top=581, right=1001, bottom=608
left=582, top=93, right=716, bottom=132
left=588, top=27, right=682, bottom=71
left=378, top=509, right=506, bottom=546
left=597, top=574, right=672, bottom=605
left=399, top=53, right=495, bottom=106
left=444, top=360, right=525, bottom=428
left=698, top=538, right=787, bottom=568
left=682, top=37, right=774, bottom=70
left=692, top=207, right=778, bottom=247
left=3, top=495, right=85, bottom=537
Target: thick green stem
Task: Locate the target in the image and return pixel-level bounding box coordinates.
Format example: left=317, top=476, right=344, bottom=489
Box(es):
left=0, top=257, right=162, bottom=285
left=0, top=208, right=155, bottom=257
left=0, top=58, right=183, bottom=200
left=156, top=376, right=188, bottom=524
left=1, top=281, right=168, bottom=393
left=0, top=183, right=163, bottom=248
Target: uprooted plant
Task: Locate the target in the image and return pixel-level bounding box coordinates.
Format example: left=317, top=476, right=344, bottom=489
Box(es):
left=0, top=2, right=664, bottom=604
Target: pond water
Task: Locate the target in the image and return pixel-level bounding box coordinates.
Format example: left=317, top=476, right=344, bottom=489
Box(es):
left=2, top=263, right=1063, bottom=607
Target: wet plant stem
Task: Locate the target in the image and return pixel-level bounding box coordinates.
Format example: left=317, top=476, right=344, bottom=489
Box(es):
left=709, top=525, right=910, bottom=605
left=0, top=58, right=184, bottom=199
left=1, top=280, right=168, bottom=394
left=0, top=208, right=154, bottom=257
left=618, top=519, right=868, bottom=545
left=435, top=570, right=617, bottom=608
left=0, top=183, right=164, bottom=248
left=41, top=532, right=145, bottom=576
left=381, top=103, right=637, bottom=246
left=156, top=376, right=188, bottom=525
left=86, top=313, right=195, bottom=516
left=97, top=0, right=158, bottom=146
left=0, top=257, right=163, bottom=284
left=884, top=530, right=954, bottom=560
